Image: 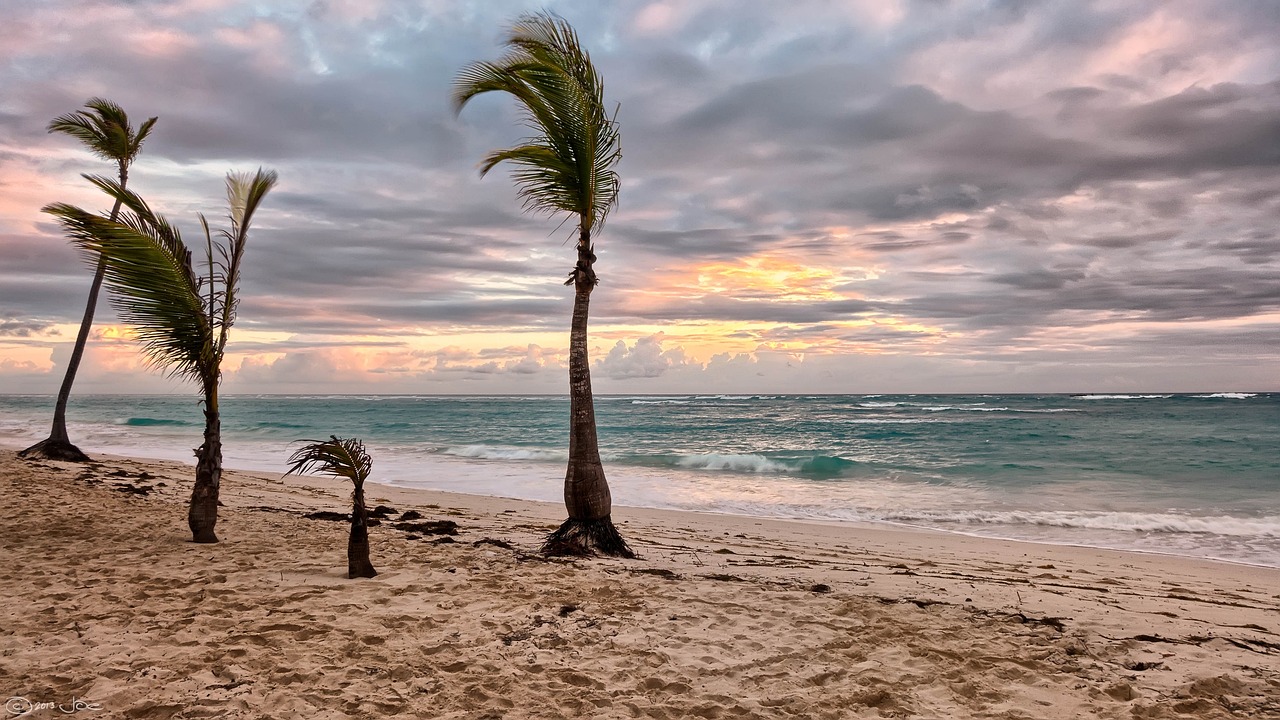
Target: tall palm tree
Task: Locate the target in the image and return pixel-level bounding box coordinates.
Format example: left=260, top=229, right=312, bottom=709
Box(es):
left=21, top=99, right=157, bottom=462
left=43, top=169, right=278, bottom=543
left=286, top=436, right=378, bottom=578
left=453, top=12, right=631, bottom=557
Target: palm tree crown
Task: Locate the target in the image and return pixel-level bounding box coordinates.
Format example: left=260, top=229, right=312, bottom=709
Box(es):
left=48, top=97, right=156, bottom=169
left=43, top=169, right=277, bottom=383
left=286, top=436, right=374, bottom=487
left=452, top=12, right=621, bottom=236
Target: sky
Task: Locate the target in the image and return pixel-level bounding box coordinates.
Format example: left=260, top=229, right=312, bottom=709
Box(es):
left=1, top=0, right=1278, bottom=395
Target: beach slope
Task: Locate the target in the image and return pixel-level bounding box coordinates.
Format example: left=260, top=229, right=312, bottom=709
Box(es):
left=1, top=449, right=1277, bottom=718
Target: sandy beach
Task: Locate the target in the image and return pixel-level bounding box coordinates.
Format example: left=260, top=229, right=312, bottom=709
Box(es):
left=1, top=446, right=1277, bottom=719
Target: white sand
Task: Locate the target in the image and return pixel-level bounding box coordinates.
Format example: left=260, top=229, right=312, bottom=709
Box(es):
left=2, top=447, right=1277, bottom=718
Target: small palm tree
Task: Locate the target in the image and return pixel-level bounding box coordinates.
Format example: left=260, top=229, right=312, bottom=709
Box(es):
left=21, top=99, right=157, bottom=462
left=453, top=12, right=632, bottom=557
left=285, top=436, right=378, bottom=578
left=43, top=169, right=278, bottom=543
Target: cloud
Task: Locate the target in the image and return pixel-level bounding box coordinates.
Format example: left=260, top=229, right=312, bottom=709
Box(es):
left=595, top=334, right=692, bottom=379
left=0, top=0, right=1277, bottom=392
left=0, top=319, right=59, bottom=337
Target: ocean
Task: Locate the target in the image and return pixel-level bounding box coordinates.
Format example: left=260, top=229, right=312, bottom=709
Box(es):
left=2, top=393, right=1277, bottom=568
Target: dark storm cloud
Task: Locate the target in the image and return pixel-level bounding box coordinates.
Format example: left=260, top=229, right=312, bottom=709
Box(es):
left=893, top=266, right=1280, bottom=329
left=988, top=268, right=1086, bottom=292
left=616, top=227, right=783, bottom=260
left=1197, top=231, right=1280, bottom=265
left=0, top=319, right=58, bottom=337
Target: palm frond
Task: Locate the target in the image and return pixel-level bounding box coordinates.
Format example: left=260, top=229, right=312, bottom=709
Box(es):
left=216, top=168, right=277, bottom=351
left=453, top=12, right=620, bottom=234
left=131, top=116, right=158, bottom=161
left=82, top=175, right=193, bottom=276
left=42, top=200, right=209, bottom=382
left=41, top=166, right=274, bottom=389
left=48, top=97, right=157, bottom=167
left=47, top=112, right=115, bottom=161
left=285, top=436, right=373, bottom=488
left=480, top=144, right=580, bottom=216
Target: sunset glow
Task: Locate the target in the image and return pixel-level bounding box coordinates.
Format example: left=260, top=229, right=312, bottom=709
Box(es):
left=0, top=1, right=1276, bottom=394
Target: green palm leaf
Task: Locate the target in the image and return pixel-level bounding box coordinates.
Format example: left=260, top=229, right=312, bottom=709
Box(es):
left=286, top=436, right=373, bottom=489
left=41, top=169, right=277, bottom=384
left=43, top=199, right=208, bottom=381
left=48, top=97, right=157, bottom=167
left=214, top=168, right=278, bottom=349
left=452, top=12, right=620, bottom=233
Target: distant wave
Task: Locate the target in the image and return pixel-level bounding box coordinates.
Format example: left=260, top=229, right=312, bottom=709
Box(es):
left=631, top=399, right=691, bottom=405
left=1075, top=394, right=1173, bottom=400
left=121, top=417, right=191, bottom=427
left=249, top=421, right=310, bottom=430
left=917, top=405, right=1076, bottom=413
left=672, top=452, right=856, bottom=478
left=1191, top=393, right=1257, bottom=399
left=839, top=418, right=936, bottom=424
left=619, top=394, right=780, bottom=404
left=675, top=453, right=790, bottom=473
left=882, top=510, right=1280, bottom=537
left=858, top=403, right=1080, bottom=414
left=432, top=445, right=859, bottom=478
left=437, top=445, right=565, bottom=462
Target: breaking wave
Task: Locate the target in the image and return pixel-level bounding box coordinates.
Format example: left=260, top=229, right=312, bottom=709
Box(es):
left=880, top=510, right=1280, bottom=537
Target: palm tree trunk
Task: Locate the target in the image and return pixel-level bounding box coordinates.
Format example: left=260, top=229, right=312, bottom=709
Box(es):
left=189, top=382, right=221, bottom=543
left=20, top=179, right=128, bottom=463
left=348, top=482, right=377, bottom=578
left=542, top=230, right=634, bottom=558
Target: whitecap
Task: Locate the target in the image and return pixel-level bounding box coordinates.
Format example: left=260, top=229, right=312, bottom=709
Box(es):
left=1075, top=394, right=1173, bottom=400
left=674, top=453, right=794, bottom=473
left=437, top=445, right=564, bottom=462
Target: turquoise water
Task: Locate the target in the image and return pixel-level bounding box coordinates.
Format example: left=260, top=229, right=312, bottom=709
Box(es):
left=2, top=393, right=1277, bottom=567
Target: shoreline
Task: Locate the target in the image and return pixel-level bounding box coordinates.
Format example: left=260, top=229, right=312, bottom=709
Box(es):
left=3, top=446, right=1278, bottom=718
left=4, top=392, right=1278, bottom=570
left=8, top=438, right=1276, bottom=572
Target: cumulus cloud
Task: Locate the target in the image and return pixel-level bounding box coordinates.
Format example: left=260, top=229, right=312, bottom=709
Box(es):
left=595, top=334, right=692, bottom=379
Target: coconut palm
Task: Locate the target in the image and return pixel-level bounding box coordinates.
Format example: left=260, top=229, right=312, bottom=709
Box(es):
left=43, top=168, right=278, bottom=543
left=21, top=99, right=157, bottom=462
left=452, top=12, right=631, bottom=557
left=285, top=436, right=378, bottom=578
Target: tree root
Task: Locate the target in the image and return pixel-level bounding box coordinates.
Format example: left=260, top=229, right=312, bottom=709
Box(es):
left=19, top=437, right=91, bottom=462
left=542, top=516, right=636, bottom=558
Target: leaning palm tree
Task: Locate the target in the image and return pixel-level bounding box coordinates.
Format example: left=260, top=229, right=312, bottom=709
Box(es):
left=21, top=99, right=157, bottom=462
left=453, top=12, right=631, bottom=557
left=286, top=436, right=378, bottom=578
left=43, top=169, right=278, bottom=543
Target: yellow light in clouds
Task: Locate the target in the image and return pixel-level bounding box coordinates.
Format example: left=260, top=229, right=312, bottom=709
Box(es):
left=692, top=256, right=844, bottom=301
left=97, top=325, right=132, bottom=341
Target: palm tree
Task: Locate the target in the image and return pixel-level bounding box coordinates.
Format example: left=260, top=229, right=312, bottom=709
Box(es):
left=453, top=13, right=631, bottom=557
left=21, top=99, right=157, bottom=462
left=43, top=169, right=278, bottom=543
left=286, top=436, right=378, bottom=578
